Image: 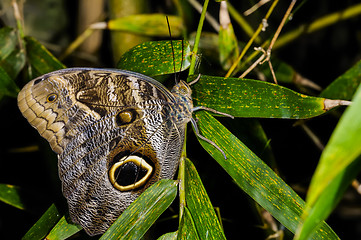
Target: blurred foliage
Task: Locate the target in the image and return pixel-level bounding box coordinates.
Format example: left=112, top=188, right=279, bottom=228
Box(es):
left=1, top=0, right=361, bottom=239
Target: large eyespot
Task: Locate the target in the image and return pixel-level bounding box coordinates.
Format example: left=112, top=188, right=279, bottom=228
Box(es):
left=109, top=155, right=153, bottom=191
left=46, top=93, right=58, bottom=103
left=115, top=108, right=140, bottom=127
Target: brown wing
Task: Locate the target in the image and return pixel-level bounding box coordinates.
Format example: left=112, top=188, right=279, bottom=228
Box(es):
left=17, top=68, right=189, bottom=235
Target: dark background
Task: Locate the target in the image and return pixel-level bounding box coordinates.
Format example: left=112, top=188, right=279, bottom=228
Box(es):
left=1, top=0, right=361, bottom=239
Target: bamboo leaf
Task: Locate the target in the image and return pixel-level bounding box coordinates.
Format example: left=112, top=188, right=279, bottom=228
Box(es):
left=100, top=179, right=178, bottom=240
left=45, top=215, right=82, bottom=240
left=219, top=2, right=239, bottom=70
left=178, top=207, right=200, bottom=240
left=193, top=111, right=339, bottom=239
left=25, top=36, right=65, bottom=77
left=0, top=27, right=17, bottom=60
left=0, top=48, right=26, bottom=79
left=0, top=184, right=25, bottom=210
left=108, top=14, right=182, bottom=37
left=321, top=59, right=361, bottom=100
left=118, top=40, right=191, bottom=76
left=183, top=158, right=225, bottom=240
left=192, top=75, right=342, bottom=119
left=0, top=66, right=20, bottom=97
left=158, top=231, right=178, bottom=240
left=296, top=83, right=361, bottom=239
left=22, top=204, right=62, bottom=240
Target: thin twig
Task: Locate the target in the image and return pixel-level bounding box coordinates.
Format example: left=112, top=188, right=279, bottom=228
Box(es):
left=225, top=0, right=279, bottom=77
left=239, top=0, right=297, bottom=83
left=244, top=0, right=272, bottom=16
left=188, top=0, right=210, bottom=75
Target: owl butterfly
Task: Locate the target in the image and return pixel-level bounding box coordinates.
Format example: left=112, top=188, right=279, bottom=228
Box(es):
left=18, top=67, right=230, bottom=236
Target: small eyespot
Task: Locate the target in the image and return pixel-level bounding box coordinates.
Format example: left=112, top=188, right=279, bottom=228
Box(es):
left=46, top=93, right=58, bottom=103
left=115, top=108, right=140, bottom=127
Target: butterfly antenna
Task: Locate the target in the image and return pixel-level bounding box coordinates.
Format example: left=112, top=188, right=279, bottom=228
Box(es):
left=166, top=16, right=179, bottom=83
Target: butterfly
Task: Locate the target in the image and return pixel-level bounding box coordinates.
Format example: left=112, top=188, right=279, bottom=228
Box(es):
left=17, top=67, right=230, bottom=235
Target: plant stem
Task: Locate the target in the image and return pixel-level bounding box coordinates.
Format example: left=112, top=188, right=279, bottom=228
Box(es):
left=188, top=0, right=209, bottom=76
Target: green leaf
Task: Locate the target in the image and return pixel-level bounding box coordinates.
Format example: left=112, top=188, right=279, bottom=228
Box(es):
left=158, top=231, right=178, bottom=240
left=45, top=215, right=82, bottom=240
left=183, top=158, right=226, bottom=240
left=0, top=48, right=26, bottom=79
left=178, top=207, right=200, bottom=240
left=118, top=40, right=191, bottom=76
left=321, top=59, right=361, bottom=100
left=192, top=75, right=332, bottom=119
left=193, top=111, right=339, bottom=239
left=219, top=12, right=239, bottom=70
left=100, top=179, right=178, bottom=240
left=25, top=36, right=65, bottom=76
left=22, top=204, right=62, bottom=240
left=0, top=27, right=17, bottom=60
left=296, top=83, right=361, bottom=239
left=108, top=14, right=182, bottom=37
left=0, top=184, right=25, bottom=210
left=0, top=66, right=20, bottom=97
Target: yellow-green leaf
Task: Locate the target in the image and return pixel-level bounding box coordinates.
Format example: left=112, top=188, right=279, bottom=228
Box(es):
left=0, top=184, right=25, bottom=210
left=45, top=215, right=82, bottom=240
left=22, top=204, right=61, bottom=240
left=108, top=14, right=182, bottom=37
left=192, top=75, right=339, bottom=119
left=178, top=207, right=200, bottom=240
left=193, top=111, right=339, bottom=239
left=100, top=179, right=178, bottom=239
left=296, top=83, right=361, bottom=239
left=183, top=158, right=225, bottom=240
left=118, top=40, right=191, bottom=76
left=25, top=36, right=65, bottom=77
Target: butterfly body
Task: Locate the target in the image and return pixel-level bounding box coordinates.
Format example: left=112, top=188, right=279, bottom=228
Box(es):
left=18, top=68, right=192, bottom=235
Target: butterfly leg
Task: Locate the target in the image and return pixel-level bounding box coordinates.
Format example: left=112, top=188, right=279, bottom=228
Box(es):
left=192, top=106, right=234, bottom=119
left=190, top=118, right=227, bottom=159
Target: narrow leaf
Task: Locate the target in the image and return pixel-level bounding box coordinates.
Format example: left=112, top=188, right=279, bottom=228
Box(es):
left=0, top=49, right=26, bottom=79
left=296, top=157, right=361, bottom=240
left=219, top=2, right=239, bottom=70
left=25, top=36, right=65, bottom=76
left=0, top=27, right=17, bottom=60
left=193, top=111, right=339, bottom=239
left=0, top=66, right=20, bottom=97
left=22, top=204, right=61, bottom=240
left=178, top=207, right=200, bottom=240
left=100, top=179, right=178, bottom=240
left=321, top=59, right=361, bottom=100
left=184, top=158, right=225, bottom=239
left=118, top=40, right=191, bottom=76
left=192, top=75, right=339, bottom=119
left=158, top=231, right=178, bottom=240
left=108, top=14, right=182, bottom=37
left=45, top=215, right=82, bottom=240
left=296, top=83, right=361, bottom=239
left=0, top=184, right=25, bottom=210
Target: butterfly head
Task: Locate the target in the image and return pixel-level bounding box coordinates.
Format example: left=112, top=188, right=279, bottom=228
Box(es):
left=171, top=80, right=192, bottom=99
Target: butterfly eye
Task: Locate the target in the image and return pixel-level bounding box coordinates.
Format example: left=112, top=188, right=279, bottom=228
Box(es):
left=46, top=93, right=58, bottom=103
left=109, top=155, right=153, bottom=191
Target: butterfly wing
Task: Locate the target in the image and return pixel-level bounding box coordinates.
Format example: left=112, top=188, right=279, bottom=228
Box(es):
left=18, top=68, right=186, bottom=235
